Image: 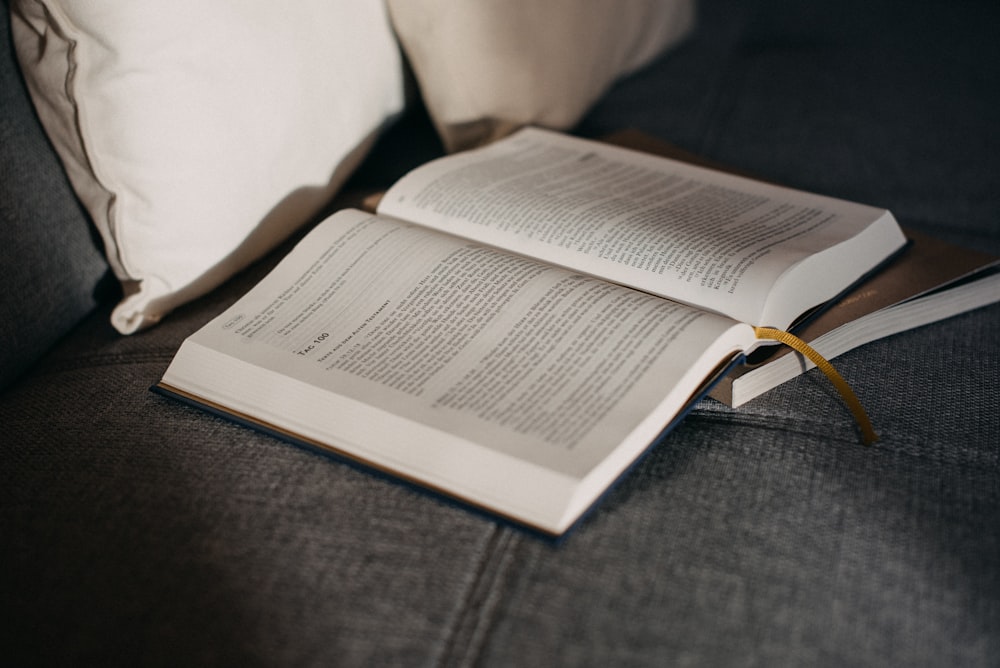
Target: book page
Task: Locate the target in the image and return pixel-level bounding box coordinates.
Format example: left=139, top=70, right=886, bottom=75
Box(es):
left=378, top=127, right=902, bottom=327
left=172, top=210, right=754, bottom=482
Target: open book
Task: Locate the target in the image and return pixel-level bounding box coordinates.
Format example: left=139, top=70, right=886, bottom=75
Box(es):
left=157, top=128, right=906, bottom=535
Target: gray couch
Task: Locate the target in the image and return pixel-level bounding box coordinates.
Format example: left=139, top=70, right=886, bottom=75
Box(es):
left=3, top=1, right=998, bottom=665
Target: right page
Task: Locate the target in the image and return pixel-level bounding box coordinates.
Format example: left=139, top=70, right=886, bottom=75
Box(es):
left=379, top=127, right=907, bottom=329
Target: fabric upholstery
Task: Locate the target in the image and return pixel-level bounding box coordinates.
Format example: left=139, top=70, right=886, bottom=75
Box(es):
left=0, top=5, right=110, bottom=391
left=2, top=0, right=998, bottom=665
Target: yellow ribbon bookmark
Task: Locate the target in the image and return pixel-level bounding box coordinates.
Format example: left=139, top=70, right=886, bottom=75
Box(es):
left=753, top=327, right=879, bottom=445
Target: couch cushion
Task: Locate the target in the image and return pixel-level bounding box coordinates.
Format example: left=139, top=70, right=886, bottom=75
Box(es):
left=3, top=0, right=999, bottom=665
left=388, top=0, right=695, bottom=152
left=10, top=0, right=405, bottom=334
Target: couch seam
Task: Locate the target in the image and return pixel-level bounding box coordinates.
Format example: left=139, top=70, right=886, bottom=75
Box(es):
left=435, top=525, right=521, bottom=668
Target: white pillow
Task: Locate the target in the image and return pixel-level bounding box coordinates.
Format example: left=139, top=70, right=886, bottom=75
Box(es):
left=387, top=0, right=695, bottom=152
left=11, top=1, right=405, bottom=333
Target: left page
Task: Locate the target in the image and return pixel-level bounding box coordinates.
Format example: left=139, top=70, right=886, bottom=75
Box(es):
left=159, top=209, right=755, bottom=534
